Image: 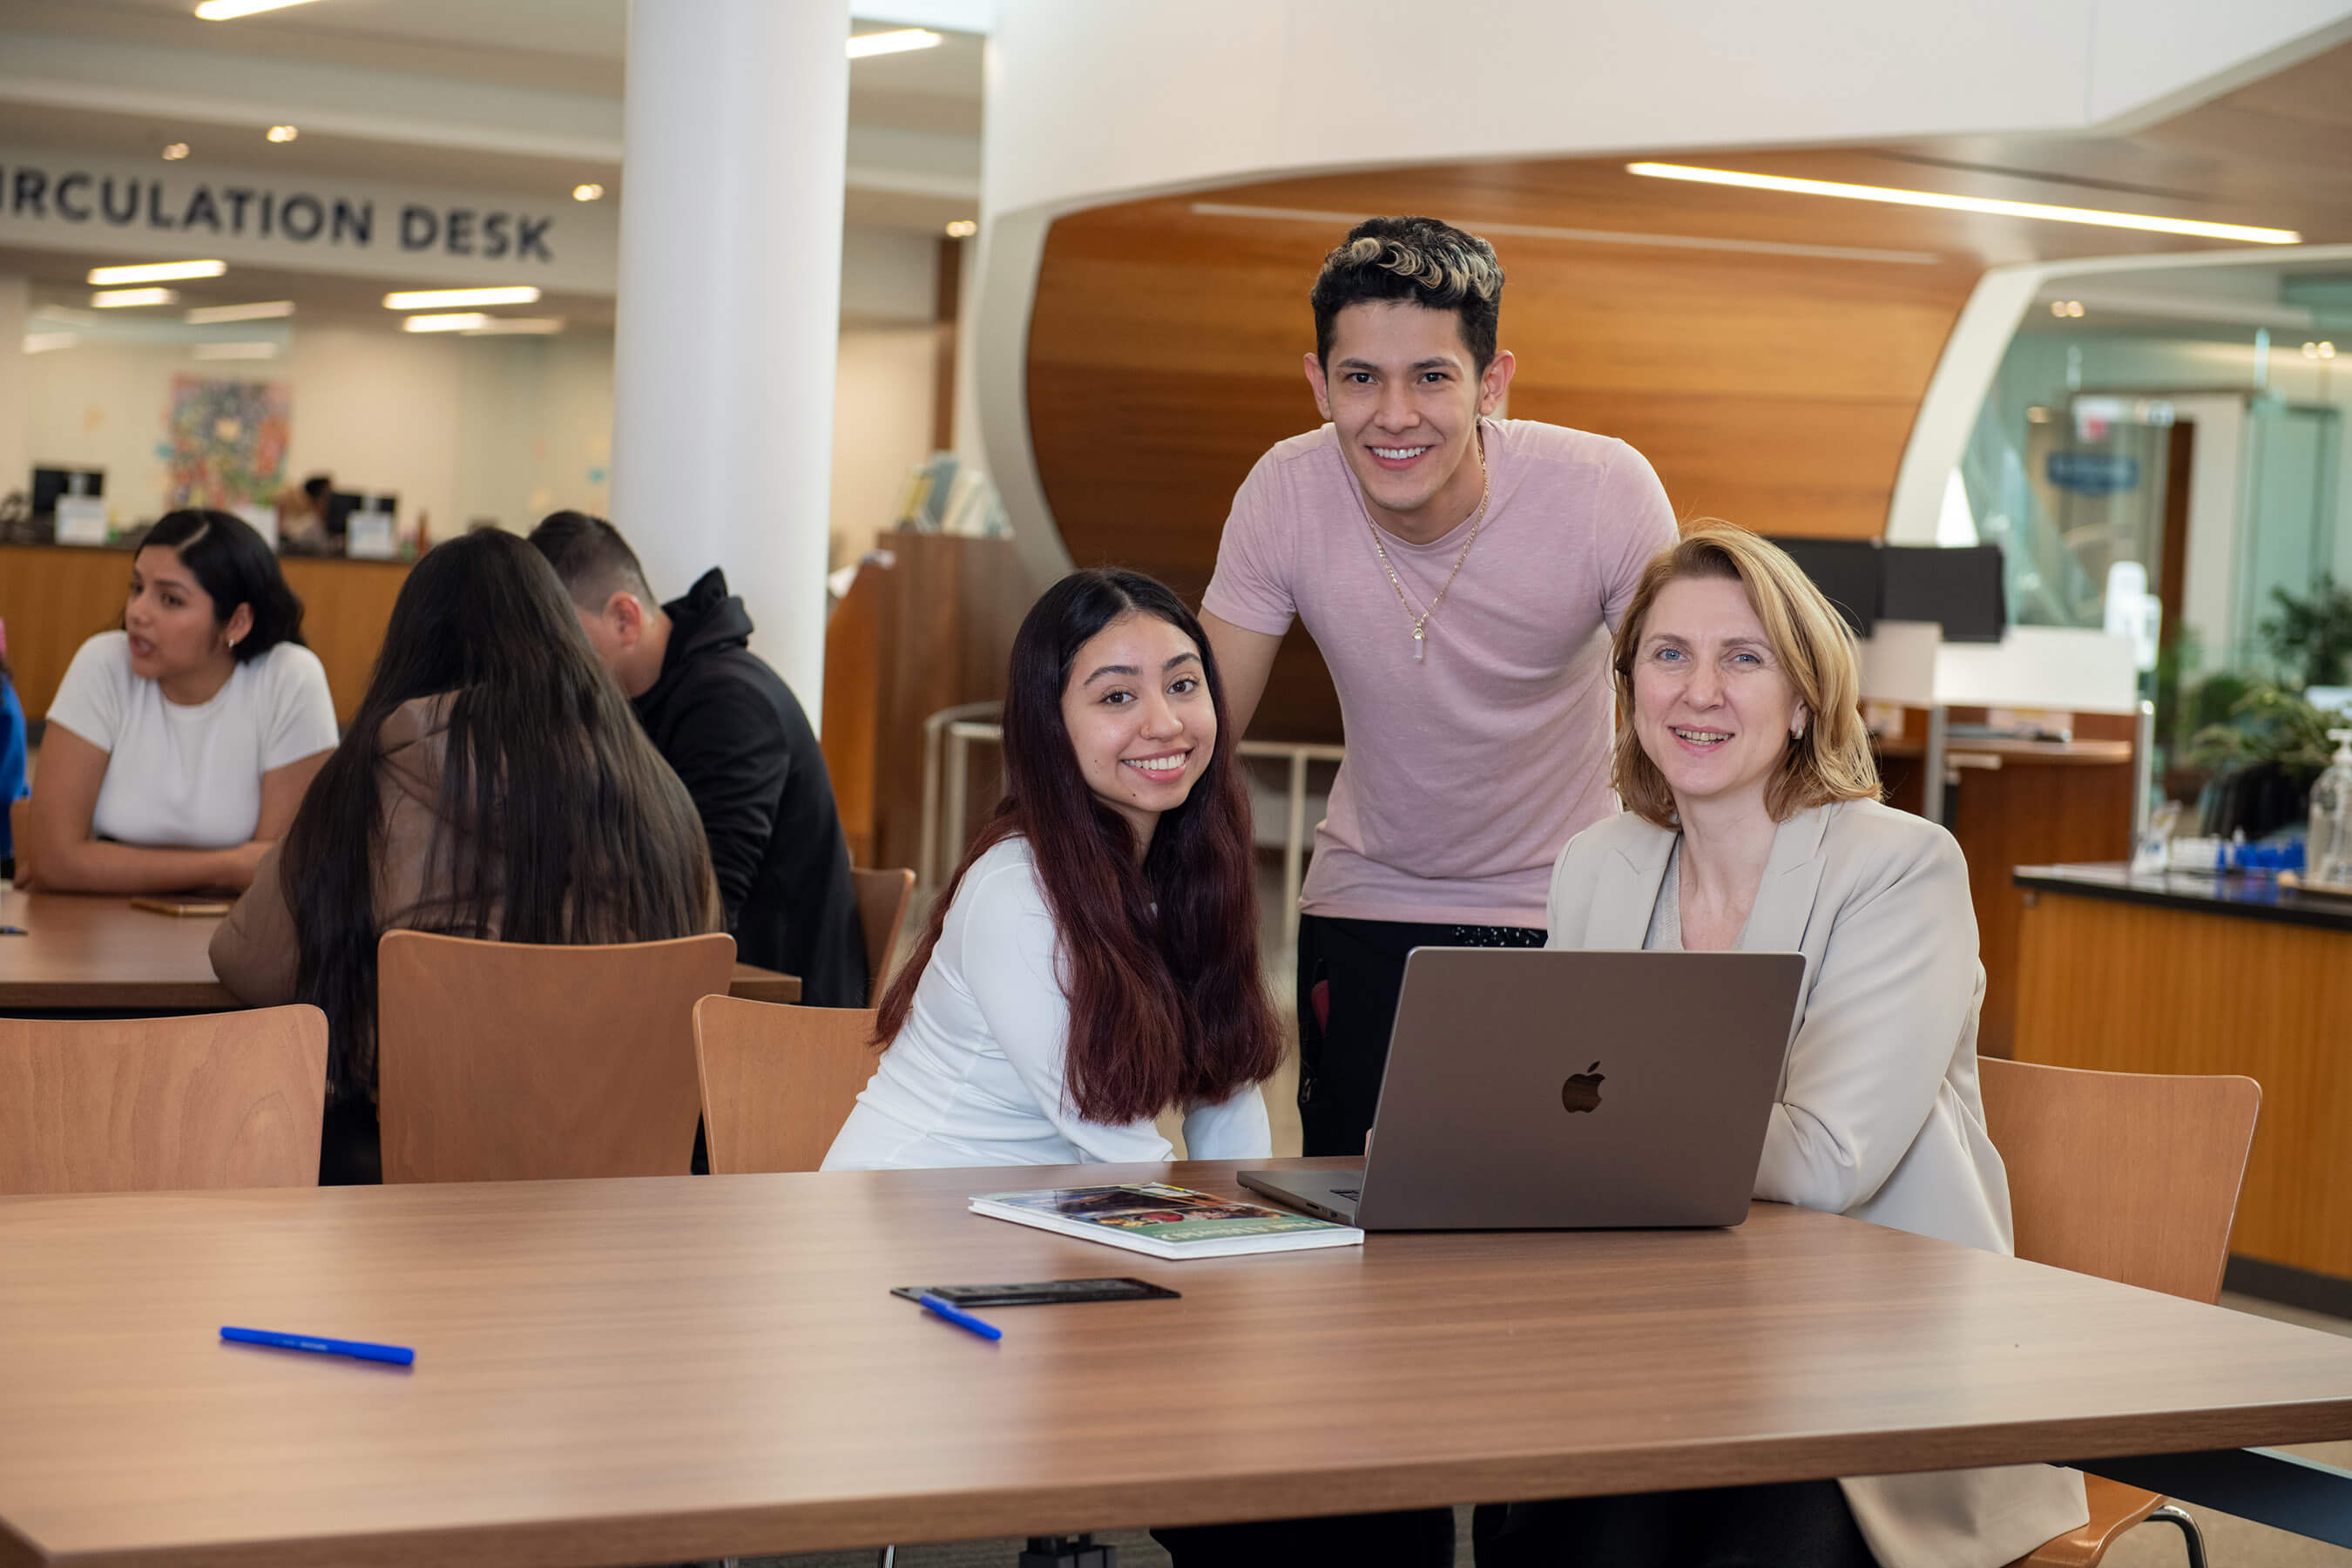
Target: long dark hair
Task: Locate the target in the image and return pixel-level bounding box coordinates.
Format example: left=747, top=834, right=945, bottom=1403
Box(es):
left=877, top=570, right=1281, bottom=1124
left=138, top=510, right=306, bottom=660
left=278, top=530, right=716, bottom=1102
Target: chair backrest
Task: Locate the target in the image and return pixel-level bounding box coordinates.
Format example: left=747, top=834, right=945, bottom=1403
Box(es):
left=0, top=1006, right=327, bottom=1193
left=693, top=996, right=880, bottom=1173
left=850, top=866, right=916, bottom=993
left=376, top=929, right=737, bottom=1183
left=1978, top=1057, right=2261, bottom=1304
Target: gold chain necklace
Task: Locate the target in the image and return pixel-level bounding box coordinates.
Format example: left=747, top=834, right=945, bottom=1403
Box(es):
left=1362, top=427, right=1490, bottom=664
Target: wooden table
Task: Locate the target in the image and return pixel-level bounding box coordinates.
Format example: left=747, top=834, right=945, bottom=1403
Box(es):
left=3, top=1159, right=2352, bottom=1567
left=0, top=889, right=800, bottom=1010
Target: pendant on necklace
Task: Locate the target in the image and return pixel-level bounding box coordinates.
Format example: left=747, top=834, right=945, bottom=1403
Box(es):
left=1412, top=627, right=1426, bottom=663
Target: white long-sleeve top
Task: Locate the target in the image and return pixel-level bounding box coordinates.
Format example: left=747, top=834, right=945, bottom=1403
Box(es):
left=821, top=835, right=1273, bottom=1170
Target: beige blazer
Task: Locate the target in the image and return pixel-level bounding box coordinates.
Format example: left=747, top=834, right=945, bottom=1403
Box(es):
left=1547, top=798, right=2088, bottom=1568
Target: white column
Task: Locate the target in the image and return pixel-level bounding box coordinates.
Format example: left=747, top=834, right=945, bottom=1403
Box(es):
left=0, top=274, right=28, bottom=517
left=612, top=0, right=848, bottom=727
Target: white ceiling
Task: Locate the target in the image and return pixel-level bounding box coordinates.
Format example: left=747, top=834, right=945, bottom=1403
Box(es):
left=0, top=0, right=984, bottom=228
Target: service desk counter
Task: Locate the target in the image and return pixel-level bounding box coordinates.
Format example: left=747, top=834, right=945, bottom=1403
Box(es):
left=2012, top=862, right=2352, bottom=1308
left=0, top=540, right=412, bottom=726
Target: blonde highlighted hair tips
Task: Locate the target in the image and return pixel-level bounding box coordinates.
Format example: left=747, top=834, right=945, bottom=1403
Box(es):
left=1610, top=521, right=1882, bottom=828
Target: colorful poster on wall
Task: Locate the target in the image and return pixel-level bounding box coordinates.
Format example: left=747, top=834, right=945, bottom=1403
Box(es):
left=165, top=375, right=290, bottom=510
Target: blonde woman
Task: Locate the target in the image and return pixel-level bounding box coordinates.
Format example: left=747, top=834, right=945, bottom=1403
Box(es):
left=1488, top=524, right=2088, bottom=1568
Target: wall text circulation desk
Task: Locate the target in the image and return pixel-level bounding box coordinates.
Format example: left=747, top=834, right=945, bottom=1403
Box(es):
left=2013, top=862, right=2352, bottom=1306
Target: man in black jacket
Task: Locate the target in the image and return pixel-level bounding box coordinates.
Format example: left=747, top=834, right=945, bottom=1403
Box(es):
left=529, top=512, right=867, bottom=1006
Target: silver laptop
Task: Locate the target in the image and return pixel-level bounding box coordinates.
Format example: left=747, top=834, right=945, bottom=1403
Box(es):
left=1238, top=948, right=1804, bottom=1230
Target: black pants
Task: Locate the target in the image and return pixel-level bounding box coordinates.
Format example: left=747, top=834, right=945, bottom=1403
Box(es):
left=1153, top=1506, right=1455, bottom=1568
left=319, top=1098, right=382, bottom=1186
left=1472, top=1479, right=1875, bottom=1566
left=1296, top=913, right=1546, bottom=1157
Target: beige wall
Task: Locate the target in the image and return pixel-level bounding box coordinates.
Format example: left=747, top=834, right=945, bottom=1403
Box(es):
left=24, top=324, right=469, bottom=538
left=12, top=223, right=946, bottom=573
left=829, top=323, right=939, bottom=570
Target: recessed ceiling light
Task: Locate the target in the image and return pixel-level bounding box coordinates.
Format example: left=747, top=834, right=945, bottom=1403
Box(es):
left=945, top=219, right=977, bottom=238
left=572, top=184, right=605, bottom=203
left=2306, top=341, right=2338, bottom=360
left=460, top=318, right=566, bottom=335
left=185, top=301, right=295, bottom=323
left=848, top=28, right=941, bottom=57
left=382, top=286, right=542, bottom=310
left=2049, top=301, right=2085, bottom=318
left=161, top=142, right=191, bottom=161
left=192, top=341, right=281, bottom=361
left=195, top=0, right=327, bottom=17
left=266, top=125, right=298, bottom=144
left=402, top=313, right=493, bottom=333
left=1624, top=162, right=2301, bottom=245
left=91, top=287, right=179, bottom=308
left=88, top=260, right=226, bottom=285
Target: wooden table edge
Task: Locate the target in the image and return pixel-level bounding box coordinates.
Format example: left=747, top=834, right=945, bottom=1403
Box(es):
left=11, top=1402, right=2352, bottom=1567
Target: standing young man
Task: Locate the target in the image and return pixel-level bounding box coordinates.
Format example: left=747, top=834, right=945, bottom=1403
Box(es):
left=1200, top=215, right=1679, bottom=1159
left=529, top=511, right=868, bottom=1009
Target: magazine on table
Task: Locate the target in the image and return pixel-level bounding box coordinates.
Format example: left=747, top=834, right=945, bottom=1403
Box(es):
left=969, top=1181, right=1364, bottom=1260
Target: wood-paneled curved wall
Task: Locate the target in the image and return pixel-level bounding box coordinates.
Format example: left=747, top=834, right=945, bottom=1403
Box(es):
left=1024, top=47, right=2352, bottom=739
left=1029, top=168, right=1989, bottom=738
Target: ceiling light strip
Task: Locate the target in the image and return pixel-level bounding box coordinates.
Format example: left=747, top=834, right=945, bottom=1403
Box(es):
left=1625, top=162, right=2301, bottom=246
left=848, top=29, right=942, bottom=57
left=382, top=287, right=542, bottom=310
left=91, top=287, right=178, bottom=308
left=1187, top=202, right=1943, bottom=266
left=195, top=0, right=327, bottom=17
left=185, top=301, right=295, bottom=324
left=402, top=313, right=493, bottom=333
left=88, top=260, right=226, bottom=285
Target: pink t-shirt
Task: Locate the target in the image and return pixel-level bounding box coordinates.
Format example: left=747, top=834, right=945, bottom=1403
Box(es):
left=1204, top=417, right=1677, bottom=926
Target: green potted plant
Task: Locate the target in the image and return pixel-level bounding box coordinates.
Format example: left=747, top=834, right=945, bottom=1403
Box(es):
left=2188, top=682, right=2341, bottom=838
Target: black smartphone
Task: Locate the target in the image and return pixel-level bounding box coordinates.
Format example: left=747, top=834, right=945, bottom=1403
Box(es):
left=889, top=1277, right=1179, bottom=1308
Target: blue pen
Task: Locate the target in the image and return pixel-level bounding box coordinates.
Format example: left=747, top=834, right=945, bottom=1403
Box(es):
left=220, top=1326, right=416, bottom=1366
left=916, top=1293, right=1003, bottom=1342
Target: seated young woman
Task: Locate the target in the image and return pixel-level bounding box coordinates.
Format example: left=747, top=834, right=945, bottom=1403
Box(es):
left=1477, top=523, right=2088, bottom=1568
left=24, top=510, right=336, bottom=895
left=822, top=568, right=1281, bottom=1170
left=210, top=528, right=720, bottom=1185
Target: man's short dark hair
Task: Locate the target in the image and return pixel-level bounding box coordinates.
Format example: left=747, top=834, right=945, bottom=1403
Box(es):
left=1309, top=215, right=1504, bottom=372
left=527, top=510, right=655, bottom=610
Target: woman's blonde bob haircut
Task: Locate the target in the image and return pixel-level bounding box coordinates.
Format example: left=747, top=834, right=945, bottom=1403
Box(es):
left=1611, top=521, right=1881, bottom=828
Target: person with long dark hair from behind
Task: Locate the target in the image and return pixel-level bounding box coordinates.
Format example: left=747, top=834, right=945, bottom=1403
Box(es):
left=24, top=510, right=335, bottom=894
left=210, top=529, right=720, bottom=1184
left=822, top=568, right=1281, bottom=1170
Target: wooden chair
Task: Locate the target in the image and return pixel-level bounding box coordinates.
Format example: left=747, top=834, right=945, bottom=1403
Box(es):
left=1982, top=1058, right=2261, bottom=1568
left=850, top=866, right=916, bottom=994
left=693, top=997, right=879, bottom=1173
left=376, top=930, right=737, bottom=1183
left=0, top=1006, right=327, bottom=1193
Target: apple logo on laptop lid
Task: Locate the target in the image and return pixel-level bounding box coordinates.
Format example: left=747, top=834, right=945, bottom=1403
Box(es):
left=1561, top=1061, right=1605, bottom=1114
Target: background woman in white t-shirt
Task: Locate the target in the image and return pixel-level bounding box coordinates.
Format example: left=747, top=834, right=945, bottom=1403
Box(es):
left=823, top=569, right=1282, bottom=1170
left=24, top=510, right=337, bottom=895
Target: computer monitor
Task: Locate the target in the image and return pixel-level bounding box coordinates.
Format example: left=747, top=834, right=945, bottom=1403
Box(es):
left=323, top=490, right=363, bottom=539
left=30, top=466, right=103, bottom=517
left=1763, top=537, right=1880, bottom=637
left=1881, top=544, right=2007, bottom=644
